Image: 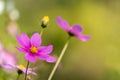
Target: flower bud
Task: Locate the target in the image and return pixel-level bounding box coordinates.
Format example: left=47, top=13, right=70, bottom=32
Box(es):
left=41, top=16, right=49, bottom=28
left=17, top=65, right=25, bottom=74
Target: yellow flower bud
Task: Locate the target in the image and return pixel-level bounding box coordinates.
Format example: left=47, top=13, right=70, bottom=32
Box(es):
left=42, top=16, right=49, bottom=23
left=41, top=16, right=49, bottom=28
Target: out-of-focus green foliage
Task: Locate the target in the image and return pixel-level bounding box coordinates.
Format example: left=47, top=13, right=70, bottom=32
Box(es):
left=0, top=0, right=120, bottom=80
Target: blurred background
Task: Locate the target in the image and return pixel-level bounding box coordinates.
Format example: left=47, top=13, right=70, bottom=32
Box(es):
left=0, top=0, right=120, bottom=80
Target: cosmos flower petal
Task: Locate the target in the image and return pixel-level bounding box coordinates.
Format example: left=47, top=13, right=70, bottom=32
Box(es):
left=25, top=54, right=36, bottom=63
left=37, top=54, right=47, bottom=60
left=37, top=54, right=56, bottom=63
left=38, top=45, right=53, bottom=55
left=0, top=45, right=17, bottom=73
left=16, top=34, right=30, bottom=48
left=46, top=56, right=56, bottom=63
left=30, top=72, right=37, bottom=76
left=22, top=68, right=37, bottom=76
left=1, top=51, right=16, bottom=66
left=1, top=64, right=15, bottom=73
left=77, top=34, right=91, bottom=42
left=56, top=16, right=70, bottom=31
left=31, top=33, right=41, bottom=47
left=16, top=47, right=27, bottom=53
left=72, top=24, right=83, bottom=32
left=1, top=63, right=15, bottom=69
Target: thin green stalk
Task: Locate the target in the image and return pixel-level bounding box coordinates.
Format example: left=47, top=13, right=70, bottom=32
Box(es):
left=25, top=61, right=30, bottom=80
left=48, top=37, right=71, bottom=80
left=16, top=74, right=20, bottom=80
left=40, top=28, right=44, bottom=35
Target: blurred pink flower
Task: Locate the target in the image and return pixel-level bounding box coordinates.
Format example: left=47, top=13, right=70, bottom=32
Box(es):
left=0, top=43, right=17, bottom=73
left=16, top=33, right=56, bottom=63
left=2, top=64, right=37, bottom=78
left=56, top=16, right=91, bottom=41
left=16, top=64, right=37, bottom=76
left=7, top=21, right=20, bottom=37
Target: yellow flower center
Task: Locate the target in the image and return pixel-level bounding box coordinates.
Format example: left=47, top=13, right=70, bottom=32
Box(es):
left=30, top=46, right=38, bottom=54
left=42, top=16, right=49, bottom=24
left=18, top=65, right=25, bottom=69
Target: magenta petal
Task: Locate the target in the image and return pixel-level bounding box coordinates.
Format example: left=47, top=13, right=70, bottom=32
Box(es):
left=37, top=54, right=47, bottom=60
left=38, top=45, right=53, bottom=55
left=16, top=34, right=30, bottom=48
left=16, top=47, right=27, bottom=53
left=77, top=35, right=91, bottom=42
left=72, top=24, right=83, bottom=32
left=37, top=54, right=56, bottom=63
left=46, top=56, right=56, bottom=63
left=25, top=54, right=36, bottom=63
left=56, top=16, right=70, bottom=31
left=31, top=33, right=41, bottom=47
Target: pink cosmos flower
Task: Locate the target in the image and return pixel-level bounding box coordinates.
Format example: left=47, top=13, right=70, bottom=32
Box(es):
left=0, top=43, right=17, bottom=73
left=16, top=64, right=37, bottom=76
left=2, top=64, right=37, bottom=78
left=16, top=33, right=56, bottom=63
left=56, top=16, right=91, bottom=41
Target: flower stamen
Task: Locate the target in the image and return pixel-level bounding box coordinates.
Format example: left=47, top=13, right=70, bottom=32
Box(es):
left=30, top=46, right=38, bottom=54
left=18, top=65, right=25, bottom=69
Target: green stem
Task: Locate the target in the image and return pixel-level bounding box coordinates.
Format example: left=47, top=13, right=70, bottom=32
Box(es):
left=48, top=37, right=71, bottom=80
left=25, top=61, right=30, bottom=80
left=16, top=74, right=20, bottom=80
left=40, top=28, right=44, bottom=36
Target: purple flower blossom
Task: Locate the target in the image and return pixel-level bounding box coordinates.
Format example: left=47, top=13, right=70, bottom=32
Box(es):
left=56, top=16, right=91, bottom=41
left=16, top=33, right=56, bottom=63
